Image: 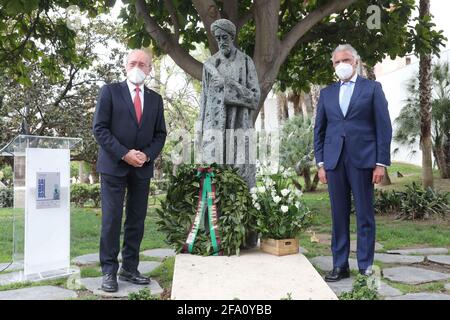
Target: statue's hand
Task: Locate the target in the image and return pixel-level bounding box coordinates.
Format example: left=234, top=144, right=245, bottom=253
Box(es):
left=212, top=75, right=225, bottom=88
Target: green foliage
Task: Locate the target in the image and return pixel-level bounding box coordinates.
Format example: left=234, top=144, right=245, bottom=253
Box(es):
left=0, top=188, right=13, bottom=208
left=128, top=288, right=160, bottom=300
left=339, top=274, right=379, bottom=300
left=279, top=116, right=318, bottom=192
left=253, top=166, right=313, bottom=239
left=70, top=183, right=100, bottom=208
left=0, top=165, right=13, bottom=187
left=374, top=182, right=450, bottom=219
left=394, top=61, right=450, bottom=177
left=155, top=164, right=257, bottom=256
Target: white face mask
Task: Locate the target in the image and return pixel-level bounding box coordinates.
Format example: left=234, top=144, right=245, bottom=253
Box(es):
left=127, top=67, right=147, bottom=84
left=335, top=63, right=354, bottom=80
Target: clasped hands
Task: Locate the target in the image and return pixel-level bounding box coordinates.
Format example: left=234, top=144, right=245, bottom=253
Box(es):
left=123, top=149, right=148, bottom=168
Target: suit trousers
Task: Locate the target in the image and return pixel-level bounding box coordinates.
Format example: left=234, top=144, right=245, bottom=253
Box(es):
left=325, top=141, right=376, bottom=271
left=99, top=171, right=150, bottom=274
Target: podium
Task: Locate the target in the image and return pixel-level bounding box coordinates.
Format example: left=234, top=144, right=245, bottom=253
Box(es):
left=0, top=135, right=81, bottom=281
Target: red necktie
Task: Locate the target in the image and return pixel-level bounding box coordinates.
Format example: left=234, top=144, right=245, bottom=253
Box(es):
left=134, top=86, right=142, bottom=124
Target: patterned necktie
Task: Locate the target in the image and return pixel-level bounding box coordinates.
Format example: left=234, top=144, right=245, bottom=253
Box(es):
left=134, top=86, right=142, bottom=124
left=339, top=81, right=353, bottom=117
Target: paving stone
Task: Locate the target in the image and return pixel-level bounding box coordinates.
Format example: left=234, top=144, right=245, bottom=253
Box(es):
left=386, top=248, right=448, bottom=256
left=80, top=276, right=163, bottom=298
left=377, top=282, right=403, bottom=297
left=445, top=283, right=450, bottom=291
left=383, top=266, right=450, bottom=284
left=427, top=255, right=450, bottom=266
left=386, top=293, right=450, bottom=300
left=310, top=256, right=358, bottom=272
left=374, top=253, right=424, bottom=264
left=350, top=240, right=384, bottom=252
left=97, top=261, right=161, bottom=274
left=0, top=286, right=77, bottom=300
left=72, top=253, right=122, bottom=266
left=327, top=277, right=354, bottom=296
left=141, top=248, right=176, bottom=259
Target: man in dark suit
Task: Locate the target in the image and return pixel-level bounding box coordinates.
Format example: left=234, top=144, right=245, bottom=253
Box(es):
left=314, top=44, right=392, bottom=282
left=93, top=49, right=167, bottom=292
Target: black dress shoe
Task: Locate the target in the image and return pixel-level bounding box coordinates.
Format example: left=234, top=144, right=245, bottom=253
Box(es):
left=118, top=268, right=151, bottom=285
left=359, top=268, right=374, bottom=276
left=324, top=267, right=350, bottom=282
left=101, top=273, right=118, bottom=292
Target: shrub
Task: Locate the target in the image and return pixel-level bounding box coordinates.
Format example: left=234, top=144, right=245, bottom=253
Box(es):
left=70, top=183, right=101, bottom=208
left=0, top=188, right=13, bottom=208
left=374, top=182, right=449, bottom=220
left=128, top=288, right=160, bottom=300
left=339, top=274, right=379, bottom=300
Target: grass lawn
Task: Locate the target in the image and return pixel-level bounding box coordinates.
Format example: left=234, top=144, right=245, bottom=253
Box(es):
left=0, top=161, right=448, bottom=299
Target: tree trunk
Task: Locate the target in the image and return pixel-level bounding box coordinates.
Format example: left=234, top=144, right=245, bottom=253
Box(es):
left=434, top=145, right=449, bottom=179
left=288, top=92, right=302, bottom=116
left=310, top=84, right=321, bottom=123
left=276, top=92, right=289, bottom=123
left=91, top=165, right=99, bottom=184
left=419, top=0, right=434, bottom=189
left=79, top=162, right=90, bottom=184
left=260, top=103, right=265, bottom=130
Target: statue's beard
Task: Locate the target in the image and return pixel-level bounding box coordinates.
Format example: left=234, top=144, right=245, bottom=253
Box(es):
left=220, top=46, right=231, bottom=57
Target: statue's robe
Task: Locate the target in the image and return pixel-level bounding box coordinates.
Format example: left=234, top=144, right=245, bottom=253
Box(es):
left=197, top=49, right=260, bottom=188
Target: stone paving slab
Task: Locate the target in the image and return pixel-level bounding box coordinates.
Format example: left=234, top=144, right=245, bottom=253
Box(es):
left=0, top=286, right=77, bottom=300
left=350, top=241, right=384, bottom=252
left=171, top=250, right=337, bottom=300
left=383, top=266, right=450, bottom=284
left=80, top=277, right=163, bottom=298
left=374, top=253, right=424, bottom=264
left=72, top=253, right=121, bottom=266
left=427, top=255, right=450, bottom=266
left=386, top=248, right=448, bottom=256
left=386, top=293, right=450, bottom=300
left=310, top=256, right=359, bottom=272
left=445, top=283, right=450, bottom=291
left=141, top=248, right=176, bottom=259
left=98, top=261, right=161, bottom=274
left=299, top=247, right=308, bottom=254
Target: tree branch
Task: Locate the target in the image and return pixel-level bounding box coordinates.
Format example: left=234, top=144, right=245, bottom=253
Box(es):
left=135, top=0, right=202, bottom=80
left=192, top=0, right=221, bottom=54
left=164, top=0, right=180, bottom=41
left=279, top=0, right=357, bottom=66
left=237, top=4, right=255, bottom=30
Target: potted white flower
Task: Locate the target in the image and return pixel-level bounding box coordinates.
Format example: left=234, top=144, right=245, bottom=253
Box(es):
left=252, top=165, right=313, bottom=256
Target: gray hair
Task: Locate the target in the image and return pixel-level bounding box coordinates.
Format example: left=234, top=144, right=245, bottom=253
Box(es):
left=125, top=49, right=152, bottom=66
left=331, top=44, right=360, bottom=62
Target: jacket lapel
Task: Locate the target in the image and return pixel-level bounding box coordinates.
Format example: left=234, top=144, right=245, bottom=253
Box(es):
left=345, top=75, right=364, bottom=118
left=331, top=82, right=345, bottom=119
left=120, top=80, right=139, bottom=126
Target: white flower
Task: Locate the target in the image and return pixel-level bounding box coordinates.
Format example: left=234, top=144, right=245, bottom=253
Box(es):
left=279, top=165, right=285, bottom=173
left=280, top=189, right=290, bottom=197
left=273, top=195, right=282, bottom=204
left=255, top=203, right=261, bottom=210
left=251, top=193, right=258, bottom=201
left=250, top=187, right=258, bottom=194
left=282, top=171, right=289, bottom=178
left=281, top=205, right=289, bottom=213
left=257, top=186, right=266, bottom=193
left=295, top=201, right=301, bottom=209
left=295, top=189, right=303, bottom=197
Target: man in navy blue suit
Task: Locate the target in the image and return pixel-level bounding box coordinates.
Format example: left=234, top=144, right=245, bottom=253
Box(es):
left=93, top=49, right=167, bottom=292
left=314, top=44, right=392, bottom=282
